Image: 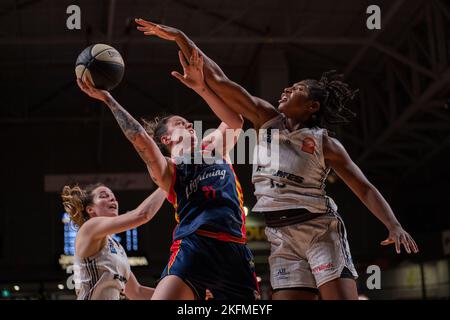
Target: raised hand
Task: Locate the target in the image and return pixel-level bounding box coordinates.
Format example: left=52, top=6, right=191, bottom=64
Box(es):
left=380, top=225, right=419, bottom=254
left=76, top=78, right=111, bottom=102
left=171, top=49, right=205, bottom=91
left=135, top=18, right=180, bottom=41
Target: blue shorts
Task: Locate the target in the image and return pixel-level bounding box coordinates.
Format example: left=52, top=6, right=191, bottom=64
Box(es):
left=159, top=233, right=260, bottom=300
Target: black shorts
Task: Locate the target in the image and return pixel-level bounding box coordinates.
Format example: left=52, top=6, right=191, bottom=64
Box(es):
left=159, top=233, right=260, bottom=300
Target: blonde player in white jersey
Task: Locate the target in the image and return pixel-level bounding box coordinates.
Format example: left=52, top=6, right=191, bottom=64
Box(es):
left=61, top=183, right=166, bottom=300
left=136, top=19, right=419, bottom=300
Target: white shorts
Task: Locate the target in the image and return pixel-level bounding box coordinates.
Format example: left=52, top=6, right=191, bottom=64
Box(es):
left=266, top=212, right=358, bottom=289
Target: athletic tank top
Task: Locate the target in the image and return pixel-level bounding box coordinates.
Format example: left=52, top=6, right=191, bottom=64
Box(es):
left=167, top=152, right=247, bottom=243
left=74, top=236, right=131, bottom=300
left=252, top=114, right=338, bottom=214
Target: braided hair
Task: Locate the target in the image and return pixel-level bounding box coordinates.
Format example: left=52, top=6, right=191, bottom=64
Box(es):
left=303, top=70, right=358, bottom=128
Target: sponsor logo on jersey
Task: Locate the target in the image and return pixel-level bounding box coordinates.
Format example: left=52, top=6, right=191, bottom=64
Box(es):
left=255, top=167, right=305, bottom=184
left=274, top=267, right=290, bottom=280
left=312, top=262, right=335, bottom=274
left=301, top=137, right=316, bottom=154
left=113, top=274, right=127, bottom=283
left=185, top=168, right=227, bottom=199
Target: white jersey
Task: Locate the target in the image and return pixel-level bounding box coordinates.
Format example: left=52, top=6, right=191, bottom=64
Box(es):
left=74, top=236, right=131, bottom=300
left=252, top=114, right=338, bottom=214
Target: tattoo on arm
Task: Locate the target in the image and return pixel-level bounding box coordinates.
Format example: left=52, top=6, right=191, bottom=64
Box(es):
left=105, top=97, right=160, bottom=174
left=105, top=97, right=145, bottom=142
left=104, top=97, right=168, bottom=185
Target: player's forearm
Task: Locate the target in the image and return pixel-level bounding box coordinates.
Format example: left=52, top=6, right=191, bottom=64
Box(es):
left=136, top=286, right=155, bottom=300
left=174, top=31, right=195, bottom=61
left=174, top=32, right=228, bottom=85
left=127, top=285, right=154, bottom=300
left=103, top=96, right=167, bottom=181
left=134, top=188, right=166, bottom=222
left=194, top=83, right=243, bottom=130
left=174, top=32, right=264, bottom=125
left=360, top=186, right=402, bottom=230
left=104, top=95, right=146, bottom=142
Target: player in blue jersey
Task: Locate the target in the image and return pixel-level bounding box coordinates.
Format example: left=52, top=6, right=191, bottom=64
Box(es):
left=76, top=50, right=259, bottom=300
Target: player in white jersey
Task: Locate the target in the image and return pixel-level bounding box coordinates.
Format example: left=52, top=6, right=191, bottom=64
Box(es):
left=61, top=183, right=166, bottom=299
left=135, top=20, right=419, bottom=300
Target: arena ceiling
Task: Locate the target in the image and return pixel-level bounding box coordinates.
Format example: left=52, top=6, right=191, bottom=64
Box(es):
left=1, top=0, right=449, bottom=181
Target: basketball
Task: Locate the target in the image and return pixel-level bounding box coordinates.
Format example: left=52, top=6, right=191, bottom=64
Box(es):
left=75, top=44, right=125, bottom=91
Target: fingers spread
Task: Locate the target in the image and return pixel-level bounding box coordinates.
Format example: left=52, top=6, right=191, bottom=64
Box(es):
left=395, top=236, right=401, bottom=254
left=135, top=18, right=155, bottom=27
left=84, top=77, right=95, bottom=88
left=192, top=49, right=199, bottom=65
left=76, top=79, right=84, bottom=90
left=408, top=235, right=419, bottom=253
left=400, top=235, right=411, bottom=254
left=380, top=239, right=394, bottom=246
left=178, top=51, right=188, bottom=69
left=171, top=71, right=186, bottom=84
left=77, top=78, right=89, bottom=91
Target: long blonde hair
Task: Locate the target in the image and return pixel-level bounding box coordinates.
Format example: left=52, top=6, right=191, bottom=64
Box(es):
left=61, top=183, right=105, bottom=228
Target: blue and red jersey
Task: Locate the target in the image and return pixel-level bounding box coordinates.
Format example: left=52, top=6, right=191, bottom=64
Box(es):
left=167, top=153, right=247, bottom=243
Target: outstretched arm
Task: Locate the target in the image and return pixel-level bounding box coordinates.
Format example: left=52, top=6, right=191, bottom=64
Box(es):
left=135, top=19, right=278, bottom=129
left=171, top=48, right=242, bottom=157
left=76, top=79, right=173, bottom=192
left=172, top=49, right=243, bottom=130
left=79, top=188, right=166, bottom=241
left=323, top=135, right=419, bottom=254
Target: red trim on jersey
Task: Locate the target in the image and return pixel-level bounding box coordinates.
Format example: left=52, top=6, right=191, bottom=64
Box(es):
left=195, top=229, right=246, bottom=244
left=301, top=137, right=316, bottom=154
left=227, top=162, right=247, bottom=240
left=167, top=239, right=182, bottom=273
left=167, top=161, right=180, bottom=223
left=167, top=161, right=177, bottom=205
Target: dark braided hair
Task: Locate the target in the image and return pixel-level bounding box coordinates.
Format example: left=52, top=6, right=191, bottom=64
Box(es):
left=302, top=70, right=358, bottom=128
left=142, top=114, right=174, bottom=157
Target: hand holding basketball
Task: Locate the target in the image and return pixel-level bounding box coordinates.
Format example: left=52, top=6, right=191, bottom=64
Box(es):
left=77, top=78, right=111, bottom=102
left=75, top=44, right=125, bottom=91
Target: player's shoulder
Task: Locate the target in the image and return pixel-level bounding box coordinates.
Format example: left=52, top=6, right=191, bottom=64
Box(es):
left=322, top=134, right=348, bottom=163
left=253, top=97, right=279, bottom=128
left=323, top=134, right=343, bottom=148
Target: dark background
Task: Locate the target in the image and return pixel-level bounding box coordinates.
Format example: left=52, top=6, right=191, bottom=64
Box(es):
left=0, top=0, right=449, bottom=299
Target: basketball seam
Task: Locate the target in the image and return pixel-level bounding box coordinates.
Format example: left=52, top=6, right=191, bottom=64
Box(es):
left=76, top=45, right=122, bottom=82
left=88, top=61, right=124, bottom=89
